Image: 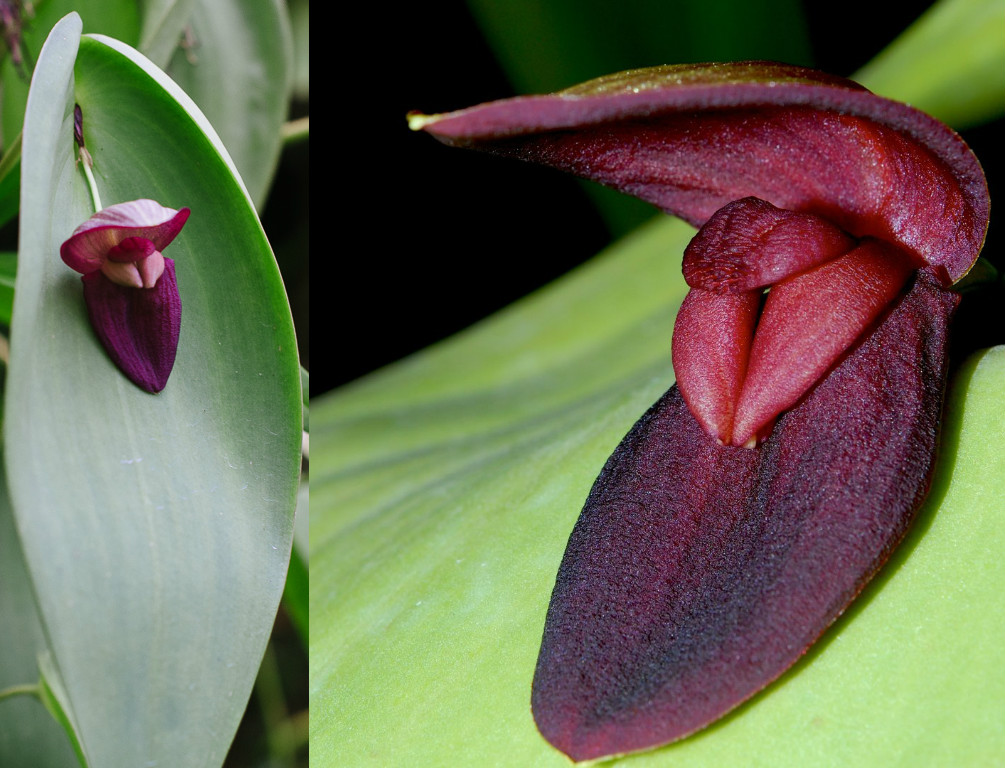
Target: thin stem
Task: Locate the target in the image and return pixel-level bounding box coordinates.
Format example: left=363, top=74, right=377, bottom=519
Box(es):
left=281, top=116, right=309, bottom=146
left=80, top=157, right=102, bottom=213
left=0, top=682, right=41, bottom=702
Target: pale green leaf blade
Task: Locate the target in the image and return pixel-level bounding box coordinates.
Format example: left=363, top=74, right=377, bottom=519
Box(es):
left=313, top=208, right=1004, bottom=764
left=164, top=0, right=293, bottom=208
left=288, top=0, right=308, bottom=101
left=855, top=0, right=1005, bottom=128
left=6, top=13, right=300, bottom=767
left=0, top=467, right=80, bottom=767
left=137, top=0, right=196, bottom=67
left=37, top=653, right=89, bottom=768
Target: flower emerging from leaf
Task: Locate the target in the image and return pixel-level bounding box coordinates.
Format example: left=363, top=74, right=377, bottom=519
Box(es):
left=61, top=199, right=190, bottom=393
left=412, top=62, right=990, bottom=761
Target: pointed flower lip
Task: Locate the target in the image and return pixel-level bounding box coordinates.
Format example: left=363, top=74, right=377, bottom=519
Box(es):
left=411, top=61, right=988, bottom=285
left=60, top=199, right=190, bottom=393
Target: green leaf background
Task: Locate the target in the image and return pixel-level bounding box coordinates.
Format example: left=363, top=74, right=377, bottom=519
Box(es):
left=315, top=0, right=1004, bottom=764
left=2, top=13, right=300, bottom=765
left=163, top=0, right=293, bottom=208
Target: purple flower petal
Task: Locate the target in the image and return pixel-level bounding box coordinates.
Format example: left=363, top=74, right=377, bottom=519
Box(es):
left=682, top=197, right=856, bottom=292
left=533, top=274, right=957, bottom=760
left=413, top=62, right=987, bottom=284
left=81, top=258, right=182, bottom=393
left=61, top=200, right=189, bottom=275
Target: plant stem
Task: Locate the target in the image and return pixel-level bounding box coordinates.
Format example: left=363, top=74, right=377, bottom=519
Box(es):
left=0, top=682, right=40, bottom=702
left=281, top=116, right=309, bottom=146
left=80, top=157, right=102, bottom=213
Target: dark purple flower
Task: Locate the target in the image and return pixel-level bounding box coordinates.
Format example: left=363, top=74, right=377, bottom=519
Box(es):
left=412, top=62, right=990, bottom=761
left=61, top=199, right=190, bottom=393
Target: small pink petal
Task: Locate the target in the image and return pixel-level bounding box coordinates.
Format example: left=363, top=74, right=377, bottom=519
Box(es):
left=137, top=252, right=165, bottom=289
left=730, top=240, right=915, bottom=446
left=81, top=257, right=182, bottom=393
left=683, top=197, right=857, bottom=291
left=100, top=261, right=144, bottom=289
left=672, top=288, right=760, bottom=444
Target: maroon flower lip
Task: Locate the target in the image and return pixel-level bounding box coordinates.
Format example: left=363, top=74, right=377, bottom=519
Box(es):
left=411, top=62, right=990, bottom=761
left=61, top=199, right=190, bottom=393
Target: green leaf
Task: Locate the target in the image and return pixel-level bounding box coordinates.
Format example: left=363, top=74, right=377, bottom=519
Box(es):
left=5, top=13, right=301, bottom=766
left=137, top=0, right=197, bottom=67
left=0, top=251, right=16, bottom=326
left=0, top=465, right=80, bottom=767
left=855, top=0, right=1005, bottom=128
left=313, top=212, right=1005, bottom=764
left=164, top=0, right=293, bottom=208
left=283, top=519, right=308, bottom=648
left=288, top=0, right=309, bottom=101
left=301, top=366, right=310, bottom=433
left=37, top=653, right=89, bottom=768
left=0, top=134, right=21, bottom=231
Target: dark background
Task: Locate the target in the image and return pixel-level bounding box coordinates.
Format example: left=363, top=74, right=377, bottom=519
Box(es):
left=327, top=0, right=1001, bottom=396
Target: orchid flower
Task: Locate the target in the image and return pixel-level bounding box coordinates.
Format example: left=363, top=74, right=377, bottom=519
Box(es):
left=60, top=198, right=190, bottom=393
left=410, top=62, right=990, bottom=761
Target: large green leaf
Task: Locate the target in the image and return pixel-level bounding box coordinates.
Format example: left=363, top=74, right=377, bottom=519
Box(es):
left=164, top=0, right=293, bottom=208
left=0, top=465, right=80, bottom=766
left=5, top=14, right=300, bottom=766
left=855, top=0, right=1005, bottom=128
left=138, top=0, right=196, bottom=67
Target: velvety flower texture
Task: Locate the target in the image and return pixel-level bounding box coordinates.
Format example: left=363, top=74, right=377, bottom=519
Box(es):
left=61, top=199, right=190, bottom=393
left=412, top=62, right=990, bottom=761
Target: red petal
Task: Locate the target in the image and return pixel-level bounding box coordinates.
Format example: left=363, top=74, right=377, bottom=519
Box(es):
left=413, top=63, right=987, bottom=283
left=81, top=258, right=182, bottom=393
left=532, top=273, right=957, bottom=761
left=730, top=240, right=915, bottom=446
left=108, top=236, right=157, bottom=263
left=671, top=287, right=759, bottom=444
left=682, top=196, right=856, bottom=291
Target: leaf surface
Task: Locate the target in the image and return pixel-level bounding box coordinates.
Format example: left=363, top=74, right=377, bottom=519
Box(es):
left=5, top=14, right=301, bottom=766
left=163, top=0, right=293, bottom=208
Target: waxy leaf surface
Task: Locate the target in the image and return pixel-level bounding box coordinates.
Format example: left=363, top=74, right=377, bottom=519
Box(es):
left=5, top=15, right=300, bottom=766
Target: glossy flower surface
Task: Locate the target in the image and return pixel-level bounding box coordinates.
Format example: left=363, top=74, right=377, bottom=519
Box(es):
left=61, top=199, right=190, bottom=393
left=413, top=62, right=990, bottom=761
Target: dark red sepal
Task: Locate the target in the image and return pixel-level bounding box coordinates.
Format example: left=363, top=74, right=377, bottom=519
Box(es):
left=81, top=257, right=182, bottom=393
left=532, top=272, right=956, bottom=761
left=414, top=63, right=988, bottom=284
